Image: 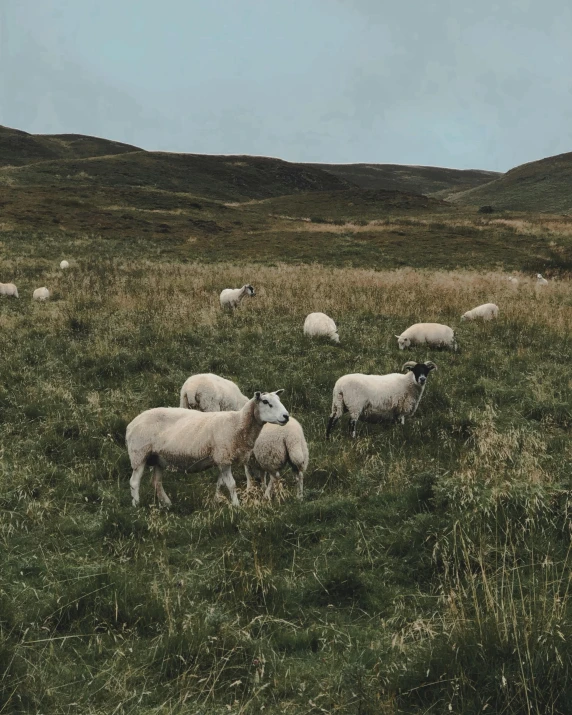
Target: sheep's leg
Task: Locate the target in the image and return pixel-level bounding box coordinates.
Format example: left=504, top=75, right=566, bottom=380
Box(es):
left=264, top=472, right=279, bottom=500
left=244, top=464, right=255, bottom=491
left=399, top=415, right=405, bottom=425
left=295, top=470, right=304, bottom=500
left=219, top=466, right=240, bottom=506
left=349, top=418, right=358, bottom=439
left=130, top=464, right=146, bottom=507
left=152, top=465, right=172, bottom=508
left=326, top=415, right=339, bottom=439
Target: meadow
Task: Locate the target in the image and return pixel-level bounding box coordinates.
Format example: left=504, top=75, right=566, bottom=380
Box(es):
left=1, top=257, right=572, bottom=714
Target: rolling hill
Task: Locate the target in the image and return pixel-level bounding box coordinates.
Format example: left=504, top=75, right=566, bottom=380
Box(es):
left=308, top=161, right=501, bottom=197
left=450, top=151, right=572, bottom=213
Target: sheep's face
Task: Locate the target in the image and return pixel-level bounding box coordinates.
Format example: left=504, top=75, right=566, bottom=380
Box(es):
left=396, top=335, right=410, bottom=350
left=331, top=331, right=340, bottom=343
left=246, top=285, right=256, bottom=297
left=254, top=390, right=289, bottom=425
left=460, top=313, right=468, bottom=321
left=403, top=361, right=437, bottom=386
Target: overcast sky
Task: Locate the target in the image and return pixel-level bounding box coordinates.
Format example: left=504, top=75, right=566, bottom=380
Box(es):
left=1, top=0, right=571, bottom=171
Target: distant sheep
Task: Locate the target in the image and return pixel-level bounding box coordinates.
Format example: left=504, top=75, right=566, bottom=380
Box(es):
left=536, top=273, right=548, bottom=286
left=395, top=323, right=456, bottom=351
left=508, top=276, right=519, bottom=284
left=179, top=373, right=248, bottom=411
left=126, top=390, right=289, bottom=507
left=220, top=284, right=255, bottom=310
left=461, top=303, right=499, bottom=321
left=246, top=417, right=309, bottom=500
left=303, top=312, right=339, bottom=343
left=32, top=287, right=50, bottom=301
left=60, top=260, right=70, bottom=270
left=327, top=361, right=437, bottom=439
left=0, top=282, right=18, bottom=298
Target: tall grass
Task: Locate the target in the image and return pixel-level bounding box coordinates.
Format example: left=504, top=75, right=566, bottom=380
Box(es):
left=1, top=261, right=571, bottom=713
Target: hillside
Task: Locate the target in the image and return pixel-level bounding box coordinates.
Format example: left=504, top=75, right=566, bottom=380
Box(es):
left=0, top=125, right=141, bottom=167
left=450, top=151, right=572, bottom=213
left=309, top=161, right=500, bottom=196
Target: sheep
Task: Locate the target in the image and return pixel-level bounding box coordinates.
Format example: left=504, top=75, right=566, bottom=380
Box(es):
left=461, top=303, right=499, bottom=321
left=508, top=276, right=519, bottom=284
left=303, top=312, right=339, bottom=343
left=536, top=273, right=548, bottom=286
left=245, top=417, right=309, bottom=500
left=0, top=282, right=18, bottom=298
left=179, top=373, right=248, bottom=411
left=326, top=361, right=437, bottom=439
left=219, top=284, right=255, bottom=310
left=32, top=287, right=50, bottom=301
left=395, top=323, right=456, bottom=351
left=126, top=390, right=289, bottom=507
left=60, top=260, right=70, bottom=270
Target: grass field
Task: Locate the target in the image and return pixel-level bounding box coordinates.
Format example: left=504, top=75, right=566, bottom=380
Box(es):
left=1, top=257, right=572, bottom=714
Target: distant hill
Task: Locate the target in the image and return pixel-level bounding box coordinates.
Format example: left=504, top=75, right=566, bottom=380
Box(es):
left=0, top=125, right=141, bottom=167
left=450, top=152, right=572, bottom=213
left=309, top=162, right=500, bottom=197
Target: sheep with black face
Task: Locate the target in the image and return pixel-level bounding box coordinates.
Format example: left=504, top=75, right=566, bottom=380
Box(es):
left=219, top=284, right=256, bottom=310
left=326, top=361, right=437, bottom=439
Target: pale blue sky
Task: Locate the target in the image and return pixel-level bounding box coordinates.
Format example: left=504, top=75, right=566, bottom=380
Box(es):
left=1, top=0, right=571, bottom=171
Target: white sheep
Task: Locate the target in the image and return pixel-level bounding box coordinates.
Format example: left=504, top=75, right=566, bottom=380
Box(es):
left=219, top=284, right=255, bottom=310
left=326, top=361, right=437, bottom=439
left=508, top=276, right=519, bottom=284
left=0, top=282, right=19, bottom=298
left=60, top=260, right=70, bottom=270
left=461, top=303, right=499, bottom=321
left=32, top=287, right=50, bottom=301
left=303, top=312, right=339, bottom=343
left=126, top=390, right=289, bottom=507
left=536, top=273, right=548, bottom=285
left=245, top=417, right=309, bottom=500
left=179, top=373, right=248, bottom=411
left=395, top=323, right=456, bottom=351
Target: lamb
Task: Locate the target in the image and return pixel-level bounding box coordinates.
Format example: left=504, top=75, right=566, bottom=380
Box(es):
left=126, top=390, right=289, bottom=507
left=179, top=373, right=248, bottom=411
left=219, top=284, right=255, bottom=310
left=60, top=260, right=70, bottom=269
left=461, top=303, right=499, bottom=321
left=32, top=287, right=50, bottom=301
left=326, top=361, right=437, bottom=439
left=303, top=312, right=339, bottom=343
left=536, top=273, right=548, bottom=285
left=0, top=282, right=19, bottom=298
left=245, top=417, right=309, bottom=500
left=395, top=323, right=456, bottom=351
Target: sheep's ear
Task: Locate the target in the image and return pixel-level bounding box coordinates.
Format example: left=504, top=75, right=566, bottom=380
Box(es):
left=395, top=334, right=401, bottom=339
left=273, top=389, right=284, bottom=396
left=254, top=391, right=261, bottom=401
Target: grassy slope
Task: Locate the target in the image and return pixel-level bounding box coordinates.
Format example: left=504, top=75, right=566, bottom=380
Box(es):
left=450, top=151, right=572, bottom=213
left=309, top=162, right=501, bottom=196
left=1, top=262, right=572, bottom=714
left=0, top=125, right=141, bottom=167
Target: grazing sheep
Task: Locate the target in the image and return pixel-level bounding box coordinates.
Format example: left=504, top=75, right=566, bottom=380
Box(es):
left=0, top=282, right=18, bottom=298
left=395, top=323, right=456, bottom=351
left=180, top=373, right=248, bottom=411
left=537, top=273, right=548, bottom=286
left=326, top=361, right=437, bottom=439
left=60, top=260, right=70, bottom=270
left=461, top=303, right=499, bottom=321
left=220, top=284, right=255, bottom=310
left=303, top=312, right=339, bottom=343
left=126, top=390, right=289, bottom=507
left=32, top=287, right=50, bottom=301
left=508, top=276, right=519, bottom=284
left=246, top=417, right=309, bottom=500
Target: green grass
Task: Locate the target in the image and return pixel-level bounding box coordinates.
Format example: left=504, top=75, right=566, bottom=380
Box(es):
left=1, top=260, right=572, bottom=713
